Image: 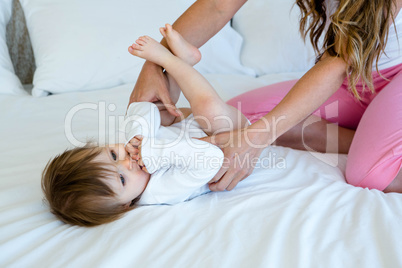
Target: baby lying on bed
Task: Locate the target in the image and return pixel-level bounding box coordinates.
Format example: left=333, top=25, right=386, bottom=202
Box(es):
left=41, top=24, right=250, bottom=227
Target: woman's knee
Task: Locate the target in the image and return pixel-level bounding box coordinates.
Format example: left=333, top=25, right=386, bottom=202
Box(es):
left=345, top=70, right=402, bottom=192
left=345, top=152, right=402, bottom=192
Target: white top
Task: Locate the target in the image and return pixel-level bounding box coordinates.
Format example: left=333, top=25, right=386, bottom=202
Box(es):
left=377, top=8, right=402, bottom=69
left=121, top=102, right=224, bottom=205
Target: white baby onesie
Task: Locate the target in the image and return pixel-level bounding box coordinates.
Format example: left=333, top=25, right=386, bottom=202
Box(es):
left=122, top=102, right=224, bottom=205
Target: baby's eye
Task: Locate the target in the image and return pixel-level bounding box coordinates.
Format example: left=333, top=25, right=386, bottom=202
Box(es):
left=120, top=174, right=125, bottom=186
left=110, top=150, right=117, bottom=161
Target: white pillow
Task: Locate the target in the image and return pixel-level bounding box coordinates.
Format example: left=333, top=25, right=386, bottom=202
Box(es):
left=0, top=0, right=26, bottom=95
left=19, top=0, right=254, bottom=97
left=232, top=0, right=317, bottom=76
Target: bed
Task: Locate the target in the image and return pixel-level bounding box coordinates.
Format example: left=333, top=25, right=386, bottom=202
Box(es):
left=1, top=0, right=402, bottom=267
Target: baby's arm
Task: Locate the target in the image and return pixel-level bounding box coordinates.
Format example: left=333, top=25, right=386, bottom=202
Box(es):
left=123, top=102, right=192, bottom=166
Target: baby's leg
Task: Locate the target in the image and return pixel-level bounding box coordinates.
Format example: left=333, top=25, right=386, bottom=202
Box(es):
left=130, top=25, right=249, bottom=135
left=159, top=24, right=201, bottom=116
left=130, top=25, right=201, bottom=126
left=161, top=25, right=249, bottom=134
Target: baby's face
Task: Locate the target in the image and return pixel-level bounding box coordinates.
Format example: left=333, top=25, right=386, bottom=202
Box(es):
left=95, top=144, right=150, bottom=206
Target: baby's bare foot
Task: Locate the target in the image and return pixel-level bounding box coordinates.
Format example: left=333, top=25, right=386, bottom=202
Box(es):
left=160, top=24, right=201, bottom=66
left=128, top=36, right=172, bottom=66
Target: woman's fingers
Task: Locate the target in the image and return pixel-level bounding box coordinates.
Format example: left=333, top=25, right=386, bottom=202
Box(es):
left=207, top=128, right=264, bottom=192
left=159, top=91, right=180, bottom=117
left=209, top=149, right=256, bottom=192
left=208, top=164, right=228, bottom=184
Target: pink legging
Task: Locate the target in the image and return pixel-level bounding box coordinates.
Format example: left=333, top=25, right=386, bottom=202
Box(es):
left=227, top=64, right=402, bottom=191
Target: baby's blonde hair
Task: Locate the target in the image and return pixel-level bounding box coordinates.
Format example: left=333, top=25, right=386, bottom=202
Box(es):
left=41, top=144, right=139, bottom=227
left=297, top=0, right=397, bottom=99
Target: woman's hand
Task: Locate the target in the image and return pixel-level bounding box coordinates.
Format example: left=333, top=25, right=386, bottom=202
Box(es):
left=198, top=128, right=268, bottom=191
left=128, top=61, right=181, bottom=117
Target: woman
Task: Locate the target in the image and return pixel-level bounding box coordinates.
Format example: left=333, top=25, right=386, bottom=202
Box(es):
left=128, top=0, right=402, bottom=193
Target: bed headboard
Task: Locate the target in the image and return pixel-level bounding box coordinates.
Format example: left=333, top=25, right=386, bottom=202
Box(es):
left=5, top=0, right=35, bottom=85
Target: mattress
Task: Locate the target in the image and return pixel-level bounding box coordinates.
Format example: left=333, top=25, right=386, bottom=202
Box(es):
left=1, top=73, right=401, bottom=267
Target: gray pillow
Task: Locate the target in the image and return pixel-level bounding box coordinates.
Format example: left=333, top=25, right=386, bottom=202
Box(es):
left=6, top=0, right=35, bottom=84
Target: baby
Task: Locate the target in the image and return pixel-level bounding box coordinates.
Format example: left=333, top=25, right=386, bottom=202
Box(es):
left=41, top=24, right=250, bottom=227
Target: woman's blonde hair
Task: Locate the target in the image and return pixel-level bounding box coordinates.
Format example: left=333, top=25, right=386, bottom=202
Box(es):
left=41, top=144, right=139, bottom=227
left=296, top=0, right=397, bottom=99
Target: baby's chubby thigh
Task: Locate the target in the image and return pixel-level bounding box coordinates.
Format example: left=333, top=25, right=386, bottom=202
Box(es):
left=191, top=96, right=249, bottom=136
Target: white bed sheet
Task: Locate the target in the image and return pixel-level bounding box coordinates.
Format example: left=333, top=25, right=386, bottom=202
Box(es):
left=1, top=74, right=402, bottom=268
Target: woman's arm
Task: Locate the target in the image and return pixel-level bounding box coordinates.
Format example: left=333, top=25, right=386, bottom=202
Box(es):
left=252, top=54, right=347, bottom=146
left=202, top=54, right=348, bottom=191
left=166, top=0, right=247, bottom=49
left=128, top=0, right=247, bottom=114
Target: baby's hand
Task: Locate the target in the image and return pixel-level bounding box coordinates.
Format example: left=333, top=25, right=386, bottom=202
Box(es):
left=126, top=135, right=148, bottom=171
left=126, top=135, right=143, bottom=159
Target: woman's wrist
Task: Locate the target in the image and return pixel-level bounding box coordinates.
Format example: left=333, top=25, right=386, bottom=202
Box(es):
left=142, top=60, right=163, bottom=72
left=245, top=121, right=273, bottom=148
